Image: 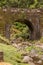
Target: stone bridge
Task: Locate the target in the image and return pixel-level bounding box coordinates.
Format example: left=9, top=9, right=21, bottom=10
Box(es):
left=0, top=8, right=43, bottom=40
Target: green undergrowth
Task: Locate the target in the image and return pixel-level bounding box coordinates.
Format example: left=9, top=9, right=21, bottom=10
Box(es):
left=0, top=43, right=30, bottom=65
left=25, top=45, right=43, bottom=55
left=0, top=43, right=43, bottom=65
left=10, top=22, right=30, bottom=40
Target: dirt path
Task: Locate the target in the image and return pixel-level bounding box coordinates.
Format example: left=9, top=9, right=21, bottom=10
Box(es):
left=0, top=62, right=12, bottom=65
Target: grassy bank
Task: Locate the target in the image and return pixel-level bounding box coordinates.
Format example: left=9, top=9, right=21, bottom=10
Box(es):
left=0, top=43, right=30, bottom=65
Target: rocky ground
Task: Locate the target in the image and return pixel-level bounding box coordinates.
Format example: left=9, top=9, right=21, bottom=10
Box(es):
left=0, top=37, right=43, bottom=65
left=10, top=38, right=43, bottom=65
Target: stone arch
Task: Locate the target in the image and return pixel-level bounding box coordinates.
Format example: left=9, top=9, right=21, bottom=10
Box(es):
left=15, top=19, right=34, bottom=40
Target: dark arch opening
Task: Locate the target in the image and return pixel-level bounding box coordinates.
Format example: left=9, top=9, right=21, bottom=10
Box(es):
left=15, top=19, right=34, bottom=40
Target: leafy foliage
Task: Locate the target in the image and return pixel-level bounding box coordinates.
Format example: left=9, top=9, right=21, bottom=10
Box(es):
left=0, top=0, right=43, bottom=8
left=0, top=43, right=31, bottom=65
left=10, top=22, right=30, bottom=40
left=0, top=43, right=43, bottom=65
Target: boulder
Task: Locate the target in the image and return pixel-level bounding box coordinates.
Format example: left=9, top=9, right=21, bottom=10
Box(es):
left=22, top=56, right=33, bottom=63
left=29, top=49, right=38, bottom=58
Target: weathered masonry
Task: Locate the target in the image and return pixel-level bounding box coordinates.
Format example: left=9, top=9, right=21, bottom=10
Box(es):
left=0, top=8, right=43, bottom=40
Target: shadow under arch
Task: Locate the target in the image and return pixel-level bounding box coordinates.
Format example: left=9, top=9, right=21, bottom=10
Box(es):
left=15, top=19, right=34, bottom=40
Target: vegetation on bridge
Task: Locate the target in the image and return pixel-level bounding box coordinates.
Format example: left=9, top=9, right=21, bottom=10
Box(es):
left=0, top=0, right=43, bottom=8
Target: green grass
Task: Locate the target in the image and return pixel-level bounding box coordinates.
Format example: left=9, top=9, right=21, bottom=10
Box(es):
left=0, top=43, right=17, bottom=65
left=0, top=42, right=43, bottom=65
left=11, top=22, right=30, bottom=39
left=0, top=43, right=30, bottom=65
